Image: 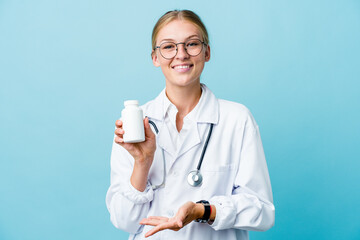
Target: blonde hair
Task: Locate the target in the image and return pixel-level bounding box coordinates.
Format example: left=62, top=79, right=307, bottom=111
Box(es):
left=151, top=10, right=209, bottom=51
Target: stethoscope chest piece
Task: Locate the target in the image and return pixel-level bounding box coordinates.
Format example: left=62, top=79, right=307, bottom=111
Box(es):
left=187, top=170, right=203, bottom=187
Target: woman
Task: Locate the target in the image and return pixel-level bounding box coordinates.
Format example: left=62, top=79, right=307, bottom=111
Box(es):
left=106, top=10, right=275, bottom=240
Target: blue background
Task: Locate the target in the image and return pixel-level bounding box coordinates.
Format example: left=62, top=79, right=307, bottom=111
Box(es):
left=1, top=0, right=359, bottom=239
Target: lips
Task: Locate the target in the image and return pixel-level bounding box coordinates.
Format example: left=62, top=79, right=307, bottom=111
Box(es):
left=172, top=64, right=194, bottom=72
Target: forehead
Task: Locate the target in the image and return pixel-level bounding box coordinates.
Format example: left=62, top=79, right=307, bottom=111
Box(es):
left=156, top=19, right=202, bottom=43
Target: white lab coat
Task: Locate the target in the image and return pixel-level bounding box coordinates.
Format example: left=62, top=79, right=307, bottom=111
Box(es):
left=106, top=84, right=275, bottom=240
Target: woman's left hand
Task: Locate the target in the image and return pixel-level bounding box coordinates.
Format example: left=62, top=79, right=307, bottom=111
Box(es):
left=139, top=201, right=203, bottom=238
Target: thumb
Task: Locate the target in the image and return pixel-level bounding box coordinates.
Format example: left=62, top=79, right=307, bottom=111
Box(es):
left=144, top=117, right=155, bottom=138
left=177, top=219, right=183, bottom=228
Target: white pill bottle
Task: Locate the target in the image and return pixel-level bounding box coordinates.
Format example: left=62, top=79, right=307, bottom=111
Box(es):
left=121, top=100, right=145, bottom=143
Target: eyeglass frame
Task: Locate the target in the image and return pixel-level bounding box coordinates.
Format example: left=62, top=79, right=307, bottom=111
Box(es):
left=154, top=39, right=207, bottom=60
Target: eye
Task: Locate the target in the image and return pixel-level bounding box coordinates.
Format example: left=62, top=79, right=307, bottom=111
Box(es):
left=161, top=43, right=176, bottom=50
left=186, top=40, right=200, bottom=47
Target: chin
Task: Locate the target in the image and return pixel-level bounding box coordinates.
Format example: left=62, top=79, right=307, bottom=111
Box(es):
left=168, top=77, right=200, bottom=88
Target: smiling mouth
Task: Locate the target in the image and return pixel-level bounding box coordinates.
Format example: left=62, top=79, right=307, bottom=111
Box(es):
left=172, top=64, right=194, bottom=70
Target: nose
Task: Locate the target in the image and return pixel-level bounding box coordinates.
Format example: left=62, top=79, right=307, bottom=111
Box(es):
left=175, top=43, right=189, bottom=59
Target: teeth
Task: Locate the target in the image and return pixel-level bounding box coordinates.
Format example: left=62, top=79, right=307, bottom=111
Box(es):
left=174, top=65, right=190, bottom=69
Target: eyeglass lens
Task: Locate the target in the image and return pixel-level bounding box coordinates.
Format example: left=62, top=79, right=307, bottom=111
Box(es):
left=159, top=39, right=203, bottom=59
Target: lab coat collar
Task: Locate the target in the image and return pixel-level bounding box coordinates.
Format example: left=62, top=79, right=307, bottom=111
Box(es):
left=144, top=84, right=219, bottom=125
left=162, top=90, right=174, bottom=120
left=143, top=90, right=164, bottom=122
left=188, top=84, right=219, bottom=124
left=142, top=84, right=219, bottom=158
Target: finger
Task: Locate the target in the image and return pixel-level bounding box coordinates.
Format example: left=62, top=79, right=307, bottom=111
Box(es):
left=146, top=216, right=168, bottom=221
left=140, top=219, right=163, bottom=226
left=169, top=216, right=184, bottom=229
left=174, top=209, right=187, bottom=224
left=145, top=222, right=177, bottom=238
left=114, top=136, right=124, bottom=144
left=177, top=219, right=183, bottom=228
left=114, top=128, right=124, bottom=137
left=115, top=119, right=123, bottom=128
left=140, top=216, right=168, bottom=226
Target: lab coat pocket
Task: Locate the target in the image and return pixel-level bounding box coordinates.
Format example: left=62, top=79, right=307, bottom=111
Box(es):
left=200, top=164, right=235, bottom=196
left=202, top=164, right=235, bottom=172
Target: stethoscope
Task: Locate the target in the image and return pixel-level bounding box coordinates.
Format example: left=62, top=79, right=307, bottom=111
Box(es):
left=148, top=119, right=214, bottom=189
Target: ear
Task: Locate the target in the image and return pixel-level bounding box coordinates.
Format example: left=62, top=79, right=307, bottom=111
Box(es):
left=152, top=50, right=161, bottom=67
left=205, top=45, right=211, bottom=62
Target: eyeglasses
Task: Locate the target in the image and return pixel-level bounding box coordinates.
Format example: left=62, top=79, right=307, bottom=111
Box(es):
left=154, top=39, right=207, bottom=59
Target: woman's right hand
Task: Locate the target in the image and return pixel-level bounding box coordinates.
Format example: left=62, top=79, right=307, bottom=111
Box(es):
left=114, top=117, right=156, bottom=191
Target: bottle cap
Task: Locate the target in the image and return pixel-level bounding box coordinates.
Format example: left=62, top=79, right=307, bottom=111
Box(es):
left=124, top=100, right=139, bottom=107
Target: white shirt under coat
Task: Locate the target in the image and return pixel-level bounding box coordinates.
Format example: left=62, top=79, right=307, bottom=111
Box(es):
left=106, top=84, right=275, bottom=240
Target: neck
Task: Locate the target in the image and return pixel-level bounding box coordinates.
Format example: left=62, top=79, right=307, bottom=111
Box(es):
left=165, top=82, right=202, bottom=118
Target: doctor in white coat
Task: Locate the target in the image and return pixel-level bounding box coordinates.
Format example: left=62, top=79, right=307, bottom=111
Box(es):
left=106, top=10, right=275, bottom=240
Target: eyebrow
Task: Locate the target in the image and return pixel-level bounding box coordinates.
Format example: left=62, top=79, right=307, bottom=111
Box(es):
left=159, top=35, right=201, bottom=43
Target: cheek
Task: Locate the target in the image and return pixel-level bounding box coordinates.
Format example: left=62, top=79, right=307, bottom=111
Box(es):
left=195, top=52, right=207, bottom=64
left=159, top=62, right=171, bottom=73
left=158, top=57, right=172, bottom=67
left=159, top=63, right=173, bottom=78
left=194, top=57, right=206, bottom=70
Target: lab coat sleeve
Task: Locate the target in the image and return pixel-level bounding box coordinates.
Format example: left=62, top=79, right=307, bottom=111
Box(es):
left=105, top=137, right=154, bottom=234
left=209, top=123, right=275, bottom=231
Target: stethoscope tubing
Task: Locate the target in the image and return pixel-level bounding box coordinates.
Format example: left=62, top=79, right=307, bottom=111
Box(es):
left=147, top=118, right=213, bottom=188
left=148, top=119, right=159, bottom=134
left=196, top=123, right=214, bottom=170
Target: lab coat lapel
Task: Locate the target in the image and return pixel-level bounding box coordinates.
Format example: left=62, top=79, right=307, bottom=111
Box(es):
left=142, top=84, right=219, bottom=165
left=157, top=122, right=176, bottom=157
left=141, top=89, right=176, bottom=157
left=176, top=84, right=219, bottom=158
left=176, top=121, right=201, bottom=158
